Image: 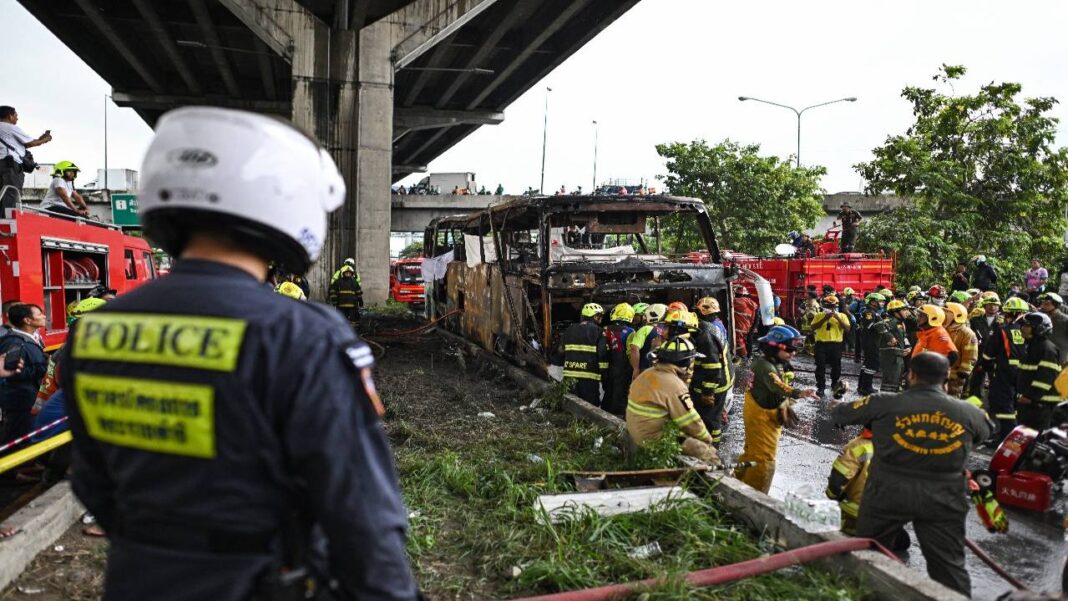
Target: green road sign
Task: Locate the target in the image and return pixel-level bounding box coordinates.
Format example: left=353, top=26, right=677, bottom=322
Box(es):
left=111, top=193, right=139, bottom=226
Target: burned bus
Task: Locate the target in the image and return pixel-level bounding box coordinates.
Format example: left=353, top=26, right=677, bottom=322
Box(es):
left=422, top=195, right=736, bottom=375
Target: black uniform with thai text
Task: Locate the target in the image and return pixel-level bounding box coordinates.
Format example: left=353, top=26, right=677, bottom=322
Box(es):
left=561, top=319, right=608, bottom=406
left=61, top=260, right=417, bottom=601
left=832, top=386, right=992, bottom=596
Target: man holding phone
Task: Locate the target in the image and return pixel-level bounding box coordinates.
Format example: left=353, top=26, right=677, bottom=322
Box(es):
left=0, top=303, right=47, bottom=447
left=0, top=107, right=53, bottom=212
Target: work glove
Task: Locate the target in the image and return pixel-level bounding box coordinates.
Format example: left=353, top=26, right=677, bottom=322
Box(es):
left=777, top=400, right=800, bottom=429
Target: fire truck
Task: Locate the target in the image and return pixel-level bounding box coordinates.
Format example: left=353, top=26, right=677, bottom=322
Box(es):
left=0, top=209, right=157, bottom=350
left=389, top=258, right=425, bottom=305
left=689, top=227, right=895, bottom=324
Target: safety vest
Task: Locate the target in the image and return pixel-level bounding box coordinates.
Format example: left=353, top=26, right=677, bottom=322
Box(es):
left=826, top=433, right=873, bottom=520
left=814, top=312, right=848, bottom=343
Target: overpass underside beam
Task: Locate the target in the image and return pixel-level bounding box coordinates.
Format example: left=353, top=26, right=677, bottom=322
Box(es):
left=221, top=0, right=497, bottom=304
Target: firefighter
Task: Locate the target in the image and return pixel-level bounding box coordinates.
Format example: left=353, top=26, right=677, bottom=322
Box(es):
left=857, top=293, right=884, bottom=395
left=629, top=303, right=667, bottom=377
left=561, top=303, right=609, bottom=406
left=275, top=281, right=306, bottom=300
left=969, top=293, right=1003, bottom=397
left=60, top=107, right=419, bottom=600
left=831, top=352, right=991, bottom=597
left=841, top=287, right=858, bottom=356
left=912, top=305, right=959, bottom=366
left=872, top=299, right=911, bottom=392
left=330, top=257, right=359, bottom=284
left=602, top=303, right=635, bottom=415
left=811, top=295, right=851, bottom=396
left=981, top=296, right=1029, bottom=441
left=1017, top=311, right=1062, bottom=431
left=838, top=202, right=862, bottom=252
left=928, top=284, right=947, bottom=307
left=943, top=303, right=979, bottom=398
left=328, top=265, right=362, bottom=328
left=733, top=285, right=758, bottom=359
left=626, top=337, right=719, bottom=465
left=631, top=302, right=649, bottom=329
left=734, top=325, right=817, bottom=493
left=825, top=426, right=873, bottom=534
left=691, top=297, right=733, bottom=445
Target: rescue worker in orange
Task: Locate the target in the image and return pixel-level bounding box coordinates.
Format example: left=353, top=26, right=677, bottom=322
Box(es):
left=825, top=426, right=873, bottom=534
left=943, top=303, right=979, bottom=398
left=911, top=305, right=959, bottom=366
left=734, top=325, right=817, bottom=493
left=626, top=337, right=719, bottom=465
left=733, top=285, right=758, bottom=358
left=561, top=303, right=609, bottom=406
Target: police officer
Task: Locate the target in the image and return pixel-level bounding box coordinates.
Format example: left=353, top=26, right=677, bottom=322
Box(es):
left=832, top=352, right=992, bottom=597
left=61, top=108, right=419, bottom=601
left=561, top=303, right=609, bottom=406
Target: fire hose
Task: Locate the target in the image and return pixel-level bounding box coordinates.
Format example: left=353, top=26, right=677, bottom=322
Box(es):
left=509, top=538, right=900, bottom=601
left=964, top=537, right=1030, bottom=592
left=366, top=308, right=464, bottom=338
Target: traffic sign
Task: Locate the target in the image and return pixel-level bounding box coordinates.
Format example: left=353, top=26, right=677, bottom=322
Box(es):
left=111, top=193, right=139, bottom=226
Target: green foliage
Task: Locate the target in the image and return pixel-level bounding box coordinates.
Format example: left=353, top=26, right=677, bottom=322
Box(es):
left=855, top=64, right=1068, bottom=288
left=656, top=140, right=827, bottom=255
left=399, top=241, right=424, bottom=258
left=631, top=421, right=683, bottom=469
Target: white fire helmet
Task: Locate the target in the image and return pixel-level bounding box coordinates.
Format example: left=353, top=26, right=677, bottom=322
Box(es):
left=138, top=107, right=345, bottom=274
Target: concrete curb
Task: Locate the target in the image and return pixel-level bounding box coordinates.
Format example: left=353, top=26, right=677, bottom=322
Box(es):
left=440, top=331, right=965, bottom=600
left=0, top=482, right=85, bottom=592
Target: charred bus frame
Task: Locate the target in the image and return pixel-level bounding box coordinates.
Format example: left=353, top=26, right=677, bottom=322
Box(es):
left=423, top=195, right=736, bottom=375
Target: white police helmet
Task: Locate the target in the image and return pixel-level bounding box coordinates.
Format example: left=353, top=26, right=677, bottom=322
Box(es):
left=138, top=107, right=345, bottom=274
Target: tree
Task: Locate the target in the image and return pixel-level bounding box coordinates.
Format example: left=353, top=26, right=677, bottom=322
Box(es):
left=399, top=240, right=424, bottom=258
left=656, top=140, right=826, bottom=255
left=855, top=64, right=1068, bottom=288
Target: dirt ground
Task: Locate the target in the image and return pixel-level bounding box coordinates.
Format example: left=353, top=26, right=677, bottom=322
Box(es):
left=0, top=520, right=107, bottom=600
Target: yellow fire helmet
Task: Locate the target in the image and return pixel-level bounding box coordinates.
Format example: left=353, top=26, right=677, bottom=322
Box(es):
left=610, top=303, right=635, bottom=323
left=943, top=302, right=968, bottom=325
left=917, top=304, right=946, bottom=328
left=276, top=281, right=307, bottom=301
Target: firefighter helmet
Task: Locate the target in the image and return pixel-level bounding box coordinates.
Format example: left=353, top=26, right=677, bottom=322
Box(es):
left=967, top=288, right=980, bottom=297
left=880, top=290, right=894, bottom=302
left=772, top=317, right=786, bottom=326
left=734, top=285, right=750, bottom=296
left=759, top=324, right=804, bottom=351
left=610, top=303, right=635, bottom=323
left=928, top=284, right=946, bottom=298
left=633, top=302, right=649, bottom=315
left=886, top=299, right=907, bottom=312
left=645, top=303, right=667, bottom=323
left=139, top=107, right=346, bottom=275
left=654, top=336, right=699, bottom=367
left=822, top=295, right=840, bottom=308
left=1022, top=311, right=1053, bottom=337
left=1039, top=292, right=1064, bottom=306
left=979, top=293, right=1001, bottom=307
left=668, top=301, right=688, bottom=312
left=344, top=258, right=355, bottom=266
left=71, top=297, right=106, bottom=316
left=864, top=293, right=883, bottom=304
left=580, top=303, right=604, bottom=318
left=917, top=304, right=946, bottom=328
left=943, top=302, right=968, bottom=325
left=908, top=285, right=922, bottom=293
left=695, top=296, right=721, bottom=316
left=276, top=281, right=306, bottom=300
left=684, top=310, right=700, bottom=332
left=53, top=160, right=80, bottom=177
left=843, top=287, right=855, bottom=296
left=1002, top=297, right=1029, bottom=314
left=664, top=307, right=689, bottom=326
left=949, top=290, right=971, bottom=304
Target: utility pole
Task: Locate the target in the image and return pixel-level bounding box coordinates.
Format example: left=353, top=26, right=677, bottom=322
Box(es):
left=592, top=120, right=598, bottom=193
left=737, top=96, right=857, bottom=167
left=539, top=87, right=551, bottom=194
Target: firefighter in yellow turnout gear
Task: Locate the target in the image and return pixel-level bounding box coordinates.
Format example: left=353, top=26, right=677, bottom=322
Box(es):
left=944, top=303, right=979, bottom=398
left=735, top=325, right=817, bottom=493
left=825, top=428, right=873, bottom=534
left=626, top=337, right=720, bottom=465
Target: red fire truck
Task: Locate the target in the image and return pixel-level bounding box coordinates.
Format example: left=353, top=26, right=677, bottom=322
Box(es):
left=0, top=209, right=157, bottom=350
left=389, top=258, right=425, bottom=305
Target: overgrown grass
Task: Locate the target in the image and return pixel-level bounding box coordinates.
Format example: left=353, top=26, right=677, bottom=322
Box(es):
left=393, top=412, right=867, bottom=600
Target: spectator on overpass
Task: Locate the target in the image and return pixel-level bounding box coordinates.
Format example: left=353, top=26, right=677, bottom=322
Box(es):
left=0, top=106, right=52, bottom=212
left=41, top=161, right=90, bottom=219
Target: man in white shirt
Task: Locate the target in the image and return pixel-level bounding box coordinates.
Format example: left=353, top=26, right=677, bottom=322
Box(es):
left=41, top=161, right=89, bottom=218
left=0, top=106, right=53, bottom=212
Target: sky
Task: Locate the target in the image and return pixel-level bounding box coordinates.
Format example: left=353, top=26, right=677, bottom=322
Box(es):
left=5, top=0, right=1068, bottom=193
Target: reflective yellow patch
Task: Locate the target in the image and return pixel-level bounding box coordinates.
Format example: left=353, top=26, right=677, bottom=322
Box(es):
left=73, top=313, right=246, bottom=372
left=75, top=373, right=215, bottom=459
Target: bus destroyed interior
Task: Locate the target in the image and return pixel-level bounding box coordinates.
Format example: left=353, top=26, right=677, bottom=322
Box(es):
left=424, top=195, right=735, bottom=375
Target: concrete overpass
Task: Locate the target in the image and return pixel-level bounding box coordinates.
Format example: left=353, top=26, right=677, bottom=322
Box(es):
left=18, top=0, right=642, bottom=302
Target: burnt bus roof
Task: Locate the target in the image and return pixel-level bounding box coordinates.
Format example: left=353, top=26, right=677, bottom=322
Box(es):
left=426, top=194, right=707, bottom=229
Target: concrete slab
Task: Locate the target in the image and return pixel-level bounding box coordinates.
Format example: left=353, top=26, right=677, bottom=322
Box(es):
left=0, top=483, right=84, bottom=592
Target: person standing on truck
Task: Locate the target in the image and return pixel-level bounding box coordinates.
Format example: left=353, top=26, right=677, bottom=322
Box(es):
left=831, top=352, right=991, bottom=597
left=811, top=296, right=850, bottom=397
left=734, top=325, right=817, bottom=492
left=0, top=106, right=52, bottom=212
left=872, top=299, right=911, bottom=392
left=837, top=202, right=863, bottom=253
left=972, top=255, right=998, bottom=292
left=60, top=107, right=419, bottom=601
left=627, top=337, right=719, bottom=465
left=562, top=303, right=608, bottom=406
left=1016, top=311, right=1062, bottom=431
left=981, top=296, right=1029, bottom=441
left=691, top=297, right=733, bottom=445
left=40, top=161, right=90, bottom=218
left=601, top=303, right=635, bottom=416
left=329, top=265, right=362, bottom=328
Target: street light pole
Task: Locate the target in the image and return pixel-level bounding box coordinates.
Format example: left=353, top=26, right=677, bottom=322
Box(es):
left=592, top=120, right=598, bottom=193
left=539, top=87, right=552, bottom=194
left=737, top=95, right=857, bottom=168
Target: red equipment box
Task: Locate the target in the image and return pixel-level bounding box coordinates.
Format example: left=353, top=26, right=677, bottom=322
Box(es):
left=990, top=426, right=1037, bottom=474
left=995, top=471, right=1054, bottom=512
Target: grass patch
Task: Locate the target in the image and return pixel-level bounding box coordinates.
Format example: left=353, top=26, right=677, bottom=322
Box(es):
left=391, top=408, right=866, bottom=600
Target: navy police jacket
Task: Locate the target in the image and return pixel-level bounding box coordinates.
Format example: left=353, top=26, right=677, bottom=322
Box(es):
left=61, top=259, right=417, bottom=601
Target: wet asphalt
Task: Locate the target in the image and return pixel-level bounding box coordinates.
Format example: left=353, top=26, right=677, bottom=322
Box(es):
left=717, top=353, right=1066, bottom=600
